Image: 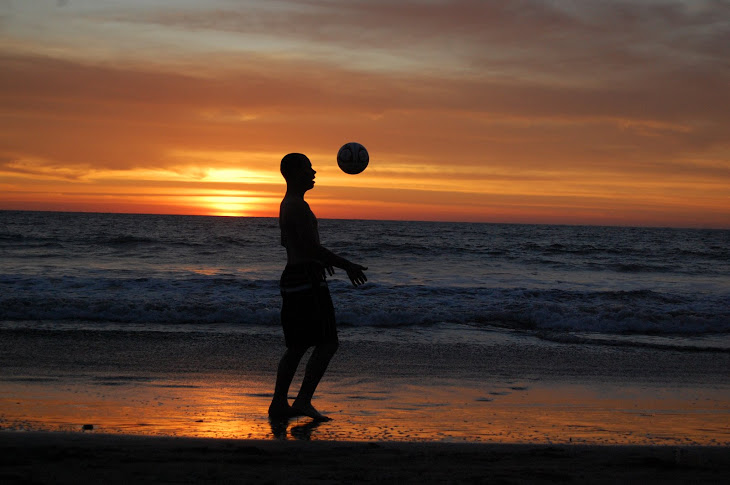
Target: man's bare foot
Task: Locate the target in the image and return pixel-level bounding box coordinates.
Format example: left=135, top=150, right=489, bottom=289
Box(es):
left=268, top=401, right=293, bottom=419
left=291, top=401, right=332, bottom=421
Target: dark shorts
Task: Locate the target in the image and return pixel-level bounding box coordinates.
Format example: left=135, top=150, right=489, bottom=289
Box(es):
left=280, top=263, right=337, bottom=349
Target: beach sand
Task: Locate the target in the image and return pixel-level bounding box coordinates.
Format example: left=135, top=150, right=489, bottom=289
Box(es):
left=1, top=327, right=729, bottom=482
left=2, top=328, right=728, bottom=445
left=2, top=431, right=729, bottom=484
left=3, top=372, right=728, bottom=445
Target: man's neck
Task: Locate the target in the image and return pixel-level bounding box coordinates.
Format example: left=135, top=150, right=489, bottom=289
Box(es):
left=285, top=185, right=307, bottom=199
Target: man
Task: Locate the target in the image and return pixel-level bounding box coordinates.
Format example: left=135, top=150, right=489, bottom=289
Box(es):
left=268, top=153, right=368, bottom=421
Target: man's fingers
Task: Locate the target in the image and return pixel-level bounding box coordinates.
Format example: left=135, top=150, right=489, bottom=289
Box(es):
left=346, top=266, right=367, bottom=287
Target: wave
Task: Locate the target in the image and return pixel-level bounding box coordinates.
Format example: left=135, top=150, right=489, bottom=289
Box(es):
left=532, top=331, right=729, bottom=353
left=0, top=279, right=280, bottom=326
left=97, top=235, right=158, bottom=246
left=2, top=275, right=728, bottom=338
left=333, top=284, right=730, bottom=336
left=608, top=262, right=674, bottom=273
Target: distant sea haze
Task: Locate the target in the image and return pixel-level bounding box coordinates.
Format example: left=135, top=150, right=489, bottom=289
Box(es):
left=1, top=211, right=729, bottom=350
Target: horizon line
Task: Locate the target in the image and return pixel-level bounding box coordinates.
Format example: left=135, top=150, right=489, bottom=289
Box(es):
left=2, top=208, right=727, bottom=231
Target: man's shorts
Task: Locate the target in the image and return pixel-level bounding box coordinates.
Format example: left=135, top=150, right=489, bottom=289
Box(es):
left=279, top=262, right=337, bottom=349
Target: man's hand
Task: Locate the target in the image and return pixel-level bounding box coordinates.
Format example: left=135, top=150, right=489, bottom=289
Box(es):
left=345, top=263, right=368, bottom=287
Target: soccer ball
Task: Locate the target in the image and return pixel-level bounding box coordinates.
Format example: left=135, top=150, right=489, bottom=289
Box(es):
left=337, top=142, right=369, bottom=174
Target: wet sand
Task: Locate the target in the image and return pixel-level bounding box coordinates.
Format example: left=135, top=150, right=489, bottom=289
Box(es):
left=2, top=431, right=729, bottom=484
left=2, top=327, right=728, bottom=445
left=1, top=327, right=729, bottom=482
left=2, top=372, right=729, bottom=445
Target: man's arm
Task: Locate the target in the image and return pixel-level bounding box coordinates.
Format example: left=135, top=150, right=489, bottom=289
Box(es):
left=315, top=246, right=368, bottom=287
left=283, top=199, right=367, bottom=287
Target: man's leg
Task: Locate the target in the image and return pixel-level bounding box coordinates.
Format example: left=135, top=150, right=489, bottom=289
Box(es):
left=268, top=346, right=308, bottom=418
left=292, top=340, right=338, bottom=420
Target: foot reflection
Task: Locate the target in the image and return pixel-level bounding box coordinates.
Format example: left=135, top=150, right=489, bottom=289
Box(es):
left=291, top=420, right=324, bottom=441
left=269, top=417, right=289, bottom=440
left=268, top=417, right=325, bottom=441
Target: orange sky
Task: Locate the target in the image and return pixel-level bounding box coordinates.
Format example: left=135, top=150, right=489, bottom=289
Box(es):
left=1, top=0, right=728, bottom=227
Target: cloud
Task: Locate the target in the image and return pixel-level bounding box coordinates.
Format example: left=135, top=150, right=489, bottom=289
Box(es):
left=0, top=48, right=728, bottom=202
left=130, top=0, right=730, bottom=82
left=0, top=156, right=91, bottom=181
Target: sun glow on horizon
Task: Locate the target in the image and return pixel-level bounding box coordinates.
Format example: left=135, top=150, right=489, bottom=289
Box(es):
left=195, top=194, right=275, bottom=218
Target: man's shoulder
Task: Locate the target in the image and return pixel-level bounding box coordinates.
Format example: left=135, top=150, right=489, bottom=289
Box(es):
left=280, top=196, right=313, bottom=223
left=281, top=196, right=310, bottom=212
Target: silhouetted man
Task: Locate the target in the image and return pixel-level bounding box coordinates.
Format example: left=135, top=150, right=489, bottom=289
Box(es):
left=268, top=153, right=367, bottom=421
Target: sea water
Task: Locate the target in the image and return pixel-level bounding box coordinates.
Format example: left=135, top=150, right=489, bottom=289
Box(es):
left=1, top=211, right=728, bottom=351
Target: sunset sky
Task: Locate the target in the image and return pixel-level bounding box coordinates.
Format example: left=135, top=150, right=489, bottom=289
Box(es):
left=1, top=0, right=728, bottom=227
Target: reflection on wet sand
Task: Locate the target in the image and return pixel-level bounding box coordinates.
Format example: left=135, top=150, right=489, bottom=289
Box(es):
left=1, top=374, right=728, bottom=445
left=269, top=417, right=325, bottom=441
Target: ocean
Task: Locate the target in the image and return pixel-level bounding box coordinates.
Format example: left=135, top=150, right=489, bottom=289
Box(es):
left=1, top=210, right=728, bottom=350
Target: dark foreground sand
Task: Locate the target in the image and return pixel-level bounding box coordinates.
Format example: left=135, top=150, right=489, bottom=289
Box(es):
left=2, top=431, right=728, bottom=484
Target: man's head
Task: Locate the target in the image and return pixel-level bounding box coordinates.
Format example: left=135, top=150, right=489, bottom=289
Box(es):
left=280, top=153, right=316, bottom=191
left=280, top=153, right=309, bottom=180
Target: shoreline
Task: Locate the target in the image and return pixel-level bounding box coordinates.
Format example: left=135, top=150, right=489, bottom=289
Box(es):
left=2, top=328, right=729, bottom=446
left=2, top=431, right=729, bottom=484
